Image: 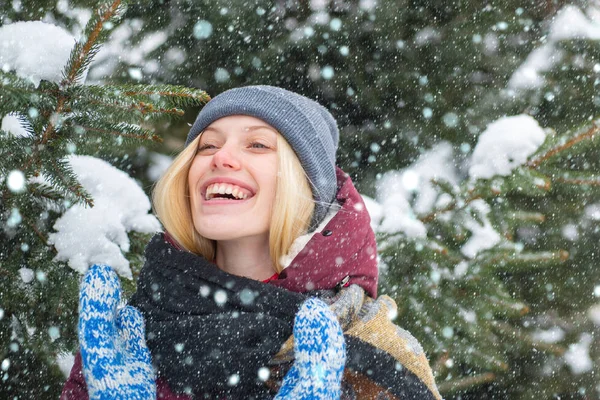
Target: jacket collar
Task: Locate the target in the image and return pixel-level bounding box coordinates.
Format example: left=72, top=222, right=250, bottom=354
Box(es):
left=269, top=167, right=379, bottom=298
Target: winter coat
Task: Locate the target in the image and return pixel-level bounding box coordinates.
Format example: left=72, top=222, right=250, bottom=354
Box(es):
left=61, top=168, right=441, bottom=399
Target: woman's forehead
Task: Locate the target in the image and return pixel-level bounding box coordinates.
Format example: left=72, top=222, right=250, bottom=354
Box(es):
left=205, top=115, right=277, bottom=133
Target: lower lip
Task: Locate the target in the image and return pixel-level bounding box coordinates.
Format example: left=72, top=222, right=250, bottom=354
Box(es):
left=201, top=197, right=253, bottom=206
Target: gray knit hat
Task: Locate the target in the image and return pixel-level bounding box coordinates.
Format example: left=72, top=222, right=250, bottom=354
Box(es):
left=185, top=85, right=339, bottom=229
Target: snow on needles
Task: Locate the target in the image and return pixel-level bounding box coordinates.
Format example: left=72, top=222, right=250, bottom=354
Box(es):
left=469, top=114, right=546, bottom=180
left=0, top=21, right=77, bottom=87
left=508, top=4, right=600, bottom=90
left=48, top=156, right=161, bottom=279
left=372, top=142, right=457, bottom=239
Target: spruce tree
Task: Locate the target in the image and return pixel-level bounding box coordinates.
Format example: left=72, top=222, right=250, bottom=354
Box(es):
left=0, top=1, right=208, bottom=397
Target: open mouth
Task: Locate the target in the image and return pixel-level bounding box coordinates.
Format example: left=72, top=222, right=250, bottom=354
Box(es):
left=204, top=183, right=253, bottom=201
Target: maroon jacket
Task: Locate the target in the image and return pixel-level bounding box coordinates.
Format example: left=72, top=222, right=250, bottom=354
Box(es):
left=61, top=168, right=378, bottom=399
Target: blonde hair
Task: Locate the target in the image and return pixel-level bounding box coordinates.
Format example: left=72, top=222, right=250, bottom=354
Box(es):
left=152, top=133, right=315, bottom=273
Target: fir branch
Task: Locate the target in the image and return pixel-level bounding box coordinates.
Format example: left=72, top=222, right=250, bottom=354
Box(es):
left=89, top=84, right=210, bottom=108
left=507, top=211, right=546, bottom=223
left=42, top=157, right=94, bottom=207
left=75, top=123, right=162, bottom=142
left=41, top=0, right=125, bottom=145
left=437, top=372, right=496, bottom=394
left=490, top=321, right=565, bottom=356
left=527, top=122, right=600, bottom=168
left=479, top=250, right=569, bottom=272
left=121, top=85, right=211, bottom=106
left=62, top=0, right=124, bottom=87
left=81, top=98, right=185, bottom=118
left=555, top=176, right=600, bottom=186
left=22, top=214, right=55, bottom=254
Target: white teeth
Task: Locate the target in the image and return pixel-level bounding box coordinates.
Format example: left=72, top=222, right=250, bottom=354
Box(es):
left=205, top=183, right=250, bottom=200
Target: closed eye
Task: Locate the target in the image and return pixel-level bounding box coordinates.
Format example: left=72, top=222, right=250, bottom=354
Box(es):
left=250, top=142, right=270, bottom=149
left=197, top=144, right=218, bottom=152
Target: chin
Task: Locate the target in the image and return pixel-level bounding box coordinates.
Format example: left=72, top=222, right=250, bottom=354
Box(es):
left=195, top=225, right=265, bottom=242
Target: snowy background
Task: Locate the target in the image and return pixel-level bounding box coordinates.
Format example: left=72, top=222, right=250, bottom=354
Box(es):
left=1, top=0, right=600, bottom=398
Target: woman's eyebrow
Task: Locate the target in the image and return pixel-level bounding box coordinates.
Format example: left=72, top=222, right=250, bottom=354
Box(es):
left=204, top=125, right=278, bottom=134
left=246, top=125, right=278, bottom=133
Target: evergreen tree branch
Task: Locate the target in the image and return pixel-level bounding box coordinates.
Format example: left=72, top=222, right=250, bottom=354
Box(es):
left=555, top=176, right=600, bottom=186
left=41, top=0, right=124, bottom=145
left=526, top=122, right=600, bottom=168
left=43, top=157, right=94, bottom=207
left=82, top=99, right=185, bottom=118
left=490, top=321, right=565, bottom=356
left=437, top=372, right=496, bottom=394
left=62, top=0, right=123, bottom=87
left=75, top=124, right=162, bottom=142
left=479, top=250, right=569, bottom=272
left=22, top=214, right=55, bottom=253
left=86, top=84, right=210, bottom=109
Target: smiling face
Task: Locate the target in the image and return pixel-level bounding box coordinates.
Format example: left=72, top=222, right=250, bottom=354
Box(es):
left=187, top=115, right=279, bottom=242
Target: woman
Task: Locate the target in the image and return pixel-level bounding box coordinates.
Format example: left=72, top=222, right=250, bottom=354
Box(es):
left=62, top=86, right=442, bottom=399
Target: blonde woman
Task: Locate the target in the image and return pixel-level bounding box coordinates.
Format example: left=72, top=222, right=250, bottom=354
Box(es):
left=62, top=86, right=442, bottom=399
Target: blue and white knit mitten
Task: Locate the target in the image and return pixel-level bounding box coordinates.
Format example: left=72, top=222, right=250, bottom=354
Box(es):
left=79, top=264, right=156, bottom=400
left=275, top=298, right=347, bottom=400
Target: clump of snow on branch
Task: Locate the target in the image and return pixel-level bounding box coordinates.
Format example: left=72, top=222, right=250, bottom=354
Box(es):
left=588, top=303, right=600, bottom=326
left=508, top=4, right=600, bottom=90
left=460, top=200, right=502, bottom=258
left=375, top=171, right=427, bottom=238
left=147, top=152, right=173, bottom=182
left=531, top=326, right=565, bottom=344
left=563, top=333, right=594, bottom=374
left=366, top=142, right=457, bottom=238
left=361, top=195, right=383, bottom=233
left=0, top=21, right=77, bottom=87
left=469, top=115, right=546, bottom=180
left=1, top=114, right=30, bottom=137
left=48, top=156, right=161, bottom=278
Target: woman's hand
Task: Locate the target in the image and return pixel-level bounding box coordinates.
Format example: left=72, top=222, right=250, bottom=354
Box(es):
left=275, top=298, right=347, bottom=400
left=79, top=264, right=156, bottom=400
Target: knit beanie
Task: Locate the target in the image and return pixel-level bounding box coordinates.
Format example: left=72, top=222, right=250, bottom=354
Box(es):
left=185, top=85, right=339, bottom=229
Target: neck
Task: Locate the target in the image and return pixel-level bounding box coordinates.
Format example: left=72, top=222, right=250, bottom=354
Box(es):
left=215, top=235, right=276, bottom=281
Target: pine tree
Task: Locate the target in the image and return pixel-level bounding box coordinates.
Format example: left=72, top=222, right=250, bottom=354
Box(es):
left=0, top=1, right=208, bottom=397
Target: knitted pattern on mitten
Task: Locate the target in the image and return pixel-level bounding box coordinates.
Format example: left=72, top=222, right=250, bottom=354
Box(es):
left=79, top=264, right=156, bottom=400
left=275, top=298, right=346, bottom=400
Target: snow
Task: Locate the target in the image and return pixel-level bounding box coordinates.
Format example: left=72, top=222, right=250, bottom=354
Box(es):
left=585, top=204, right=600, bottom=220
left=18, top=267, right=34, bottom=284
left=531, top=326, right=565, bottom=344
left=88, top=21, right=168, bottom=81
left=0, top=21, right=76, bottom=87
left=375, top=171, right=426, bottom=238
left=564, top=333, right=594, bottom=374
left=400, top=142, right=457, bottom=214
left=509, top=4, right=600, bottom=90
left=361, top=195, right=383, bottom=232
left=460, top=200, right=501, bottom=258
left=7, top=170, right=26, bottom=193
left=147, top=152, right=173, bottom=182
left=469, top=115, right=546, bottom=180
left=1, top=114, right=30, bottom=137
left=588, top=304, right=600, bottom=326
left=56, top=352, right=75, bottom=378
left=48, top=155, right=161, bottom=278
left=369, top=142, right=458, bottom=239
left=561, top=224, right=579, bottom=241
